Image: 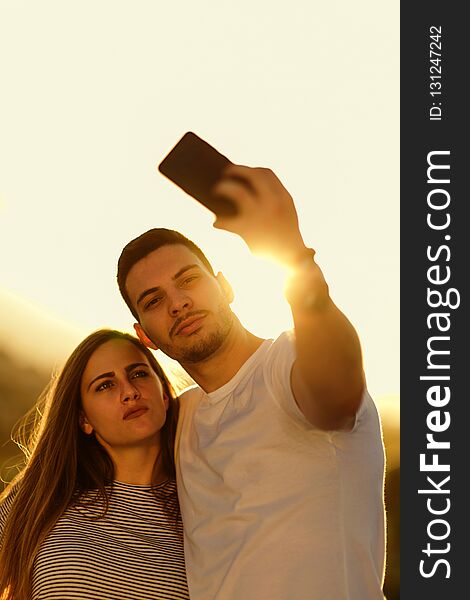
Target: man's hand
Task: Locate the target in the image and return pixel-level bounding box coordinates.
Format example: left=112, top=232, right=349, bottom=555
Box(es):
left=212, top=165, right=308, bottom=266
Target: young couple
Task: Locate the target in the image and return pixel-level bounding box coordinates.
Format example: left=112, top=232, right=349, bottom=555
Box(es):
left=0, top=165, right=386, bottom=599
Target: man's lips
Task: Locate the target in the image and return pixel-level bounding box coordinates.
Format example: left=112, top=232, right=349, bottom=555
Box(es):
left=123, top=407, right=148, bottom=420
left=173, top=313, right=207, bottom=337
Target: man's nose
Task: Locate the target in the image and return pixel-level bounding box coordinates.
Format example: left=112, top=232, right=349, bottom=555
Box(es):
left=169, top=291, right=192, bottom=316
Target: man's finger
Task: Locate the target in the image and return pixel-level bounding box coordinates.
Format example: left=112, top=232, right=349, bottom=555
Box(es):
left=212, top=178, right=256, bottom=208
left=223, top=164, right=283, bottom=196
left=212, top=216, right=239, bottom=233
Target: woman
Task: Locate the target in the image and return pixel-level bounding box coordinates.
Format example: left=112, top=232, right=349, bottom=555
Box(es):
left=0, top=329, right=189, bottom=600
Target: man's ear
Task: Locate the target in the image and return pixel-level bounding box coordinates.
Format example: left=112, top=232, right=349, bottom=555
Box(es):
left=79, top=412, right=94, bottom=435
left=216, top=272, right=234, bottom=304
left=134, top=323, right=159, bottom=350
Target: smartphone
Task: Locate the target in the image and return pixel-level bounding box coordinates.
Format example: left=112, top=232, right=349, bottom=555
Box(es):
left=157, top=132, right=237, bottom=217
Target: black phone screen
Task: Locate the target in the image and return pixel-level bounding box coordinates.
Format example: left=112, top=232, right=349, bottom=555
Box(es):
left=158, top=132, right=237, bottom=217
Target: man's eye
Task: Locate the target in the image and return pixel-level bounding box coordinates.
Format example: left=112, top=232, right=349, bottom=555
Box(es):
left=95, top=380, right=114, bottom=392
left=183, top=275, right=198, bottom=285
left=145, top=296, right=162, bottom=309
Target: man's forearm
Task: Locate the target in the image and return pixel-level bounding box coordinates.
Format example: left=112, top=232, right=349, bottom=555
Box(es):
left=286, top=257, right=365, bottom=430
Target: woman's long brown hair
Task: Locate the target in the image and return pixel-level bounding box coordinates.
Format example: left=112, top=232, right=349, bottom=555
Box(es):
left=0, top=329, right=179, bottom=600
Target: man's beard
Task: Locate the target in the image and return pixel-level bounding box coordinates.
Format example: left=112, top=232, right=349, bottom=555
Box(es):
left=160, top=303, right=234, bottom=364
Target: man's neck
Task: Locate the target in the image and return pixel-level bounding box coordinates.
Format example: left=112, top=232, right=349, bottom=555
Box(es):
left=181, top=319, right=265, bottom=393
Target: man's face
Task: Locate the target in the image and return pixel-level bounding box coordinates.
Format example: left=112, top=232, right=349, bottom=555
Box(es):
left=125, top=244, right=234, bottom=364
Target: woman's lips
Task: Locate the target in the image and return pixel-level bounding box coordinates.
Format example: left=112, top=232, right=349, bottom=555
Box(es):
left=123, top=407, right=148, bottom=420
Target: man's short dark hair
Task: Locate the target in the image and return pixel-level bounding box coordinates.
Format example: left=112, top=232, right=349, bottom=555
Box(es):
left=117, top=228, right=215, bottom=320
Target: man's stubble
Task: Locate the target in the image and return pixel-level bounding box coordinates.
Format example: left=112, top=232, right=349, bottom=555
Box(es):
left=158, top=301, right=234, bottom=364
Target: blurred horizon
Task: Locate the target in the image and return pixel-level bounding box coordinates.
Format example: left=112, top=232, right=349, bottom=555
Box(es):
left=0, top=283, right=399, bottom=401
left=0, top=284, right=399, bottom=468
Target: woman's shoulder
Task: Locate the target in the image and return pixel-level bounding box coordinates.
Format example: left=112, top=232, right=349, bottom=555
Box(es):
left=0, top=481, right=21, bottom=535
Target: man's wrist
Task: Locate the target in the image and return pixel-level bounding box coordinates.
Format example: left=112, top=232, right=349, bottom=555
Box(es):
left=285, top=249, right=330, bottom=312
left=286, top=247, right=317, bottom=271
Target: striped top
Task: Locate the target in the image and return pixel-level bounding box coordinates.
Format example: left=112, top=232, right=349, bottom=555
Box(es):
left=0, top=480, right=189, bottom=599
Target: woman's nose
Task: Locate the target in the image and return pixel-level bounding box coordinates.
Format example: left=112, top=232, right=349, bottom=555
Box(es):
left=121, top=384, right=141, bottom=403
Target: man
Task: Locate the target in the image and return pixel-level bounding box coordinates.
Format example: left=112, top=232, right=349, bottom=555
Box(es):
left=117, top=165, right=385, bottom=599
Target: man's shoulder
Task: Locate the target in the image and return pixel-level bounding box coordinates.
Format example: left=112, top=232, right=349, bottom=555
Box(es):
left=269, top=329, right=295, bottom=350
left=179, top=384, right=201, bottom=404
left=261, top=330, right=296, bottom=372
left=176, top=384, right=202, bottom=426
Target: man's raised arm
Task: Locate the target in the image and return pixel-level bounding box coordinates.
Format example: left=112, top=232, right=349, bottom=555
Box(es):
left=212, top=164, right=365, bottom=430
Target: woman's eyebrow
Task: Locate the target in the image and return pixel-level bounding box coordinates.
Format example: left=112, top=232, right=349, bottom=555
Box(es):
left=125, top=362, right=149, bottom=373
left=86, top=363, right=149, bottom=391
left=87, top=372, right=114, bottom=391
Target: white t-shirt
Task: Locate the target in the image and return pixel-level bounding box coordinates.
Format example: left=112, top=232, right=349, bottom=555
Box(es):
left=176, top=331, right=386, bottom=600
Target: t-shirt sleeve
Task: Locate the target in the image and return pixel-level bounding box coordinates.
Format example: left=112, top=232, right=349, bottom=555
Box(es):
left=262, top=330, right=370, bottom=432
left=262, top=330, right=313, bottom=427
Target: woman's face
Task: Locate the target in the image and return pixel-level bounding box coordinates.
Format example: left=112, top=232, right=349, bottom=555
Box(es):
left=80, top=339, right=169, bottom=452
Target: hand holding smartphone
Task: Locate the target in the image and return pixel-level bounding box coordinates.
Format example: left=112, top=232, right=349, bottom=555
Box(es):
left=158, top=132, right=238, bottom=217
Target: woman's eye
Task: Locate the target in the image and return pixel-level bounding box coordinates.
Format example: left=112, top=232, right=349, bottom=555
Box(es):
left=183, top=275, right=198, bottom=285
left=132, top=370, right=149, bottom=379
left=95, top=380, right=114, bottom=392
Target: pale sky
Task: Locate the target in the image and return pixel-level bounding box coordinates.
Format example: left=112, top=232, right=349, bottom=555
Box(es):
left=0, top=0, right=399, bottom=399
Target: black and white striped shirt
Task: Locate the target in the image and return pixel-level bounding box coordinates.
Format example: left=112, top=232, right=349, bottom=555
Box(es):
left=0, top=480, right=189, bottom=599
